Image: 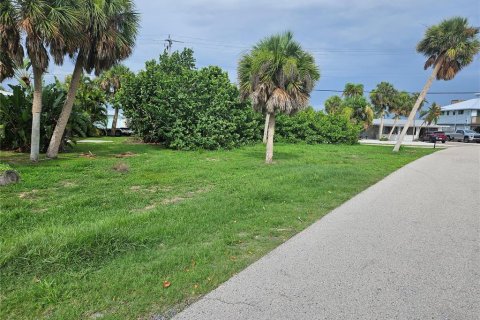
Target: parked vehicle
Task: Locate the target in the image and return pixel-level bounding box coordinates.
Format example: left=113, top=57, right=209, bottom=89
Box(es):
left=95, top=125, right=133, bottom=137
left=421, top=131, right=447, bottom=143
left=448, top=129, right=480, bottom=143
left=102, top=127, right=133, bottom=137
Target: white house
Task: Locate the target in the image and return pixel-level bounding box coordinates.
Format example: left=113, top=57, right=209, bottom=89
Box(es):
left=0, top=90, right=13, bottom=96
left=364, top=118, right=443, bottom=141
left=437, top=95, right=480, bottom=132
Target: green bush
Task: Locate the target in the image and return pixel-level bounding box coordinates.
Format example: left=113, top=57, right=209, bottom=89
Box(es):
left=0, top=83, right=92, bottom=152
left=276, top=107, right=361, bottom=144
left=119, top=49, right=262, bottom=150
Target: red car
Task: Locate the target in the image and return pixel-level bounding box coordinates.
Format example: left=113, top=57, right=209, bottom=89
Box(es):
left=421, top=131, right=447, bottom=143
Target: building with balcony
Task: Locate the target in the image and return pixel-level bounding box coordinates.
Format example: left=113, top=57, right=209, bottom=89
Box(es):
left=437, top=95, right=480, bottom=132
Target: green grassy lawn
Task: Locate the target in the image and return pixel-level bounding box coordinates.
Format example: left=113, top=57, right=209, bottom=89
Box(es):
left=0, top=138, right=435, bottom=319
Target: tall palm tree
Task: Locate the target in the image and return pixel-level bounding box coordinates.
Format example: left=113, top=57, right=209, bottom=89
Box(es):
left=0, top=0, right=81, bottom=161
left=394, top=17, right=480, bottom=152
left=99, top=64, right=132, bottom=135
left=238, top=32, right=320, bottom=163
left=46, top=0, right=139, bottom=158
left=370, top=82, right=397, bottom=139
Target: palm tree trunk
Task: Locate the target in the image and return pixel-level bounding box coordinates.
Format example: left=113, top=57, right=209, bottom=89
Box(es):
left=30, top=67, right=43, bottom=162
left=263, top=113, right=270, bottom=144
left=46, top=55, right=84, bottom=159
left=111, top=105, right=119, bottom=136
left=378, top=111, right=384, bottom=139
left=393, top=59, right=443, bottom=152
left=265, top=112, right=275, bottom=164
left=388, top=117, right=398, bottom=140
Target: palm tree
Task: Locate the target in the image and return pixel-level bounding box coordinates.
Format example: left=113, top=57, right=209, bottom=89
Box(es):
left=238, top=31, right=320, bottom=164
left=99, top=64, right=133, bottom=136
left=370, top=82, right=397, bottom=139
left=343, top=83, right=364, bottom=98
left=393, top=17, right=480, bottom=152
left=0, top=1, right=23, bottom=82
left=418, top=102, right=442, bottom=137
left=0, top=0, right=81, bottom=161
left=46, top=0, right=139, bottom=158
left=387, top=91, right=412, bottom=140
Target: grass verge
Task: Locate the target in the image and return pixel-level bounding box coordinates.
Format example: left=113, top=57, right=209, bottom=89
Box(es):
left=0, top=138, right=435, bottom=319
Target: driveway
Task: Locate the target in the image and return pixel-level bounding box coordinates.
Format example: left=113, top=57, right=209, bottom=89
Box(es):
left=174, top=146, right=480, bottom=320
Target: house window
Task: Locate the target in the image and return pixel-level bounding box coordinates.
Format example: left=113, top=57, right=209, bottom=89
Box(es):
left=458, top=110, right=464, bottom=115
left=447, top=111, right=450, bottom=115
left=441, top=111, right=445, bottom=115
left=453, top=111, right=456, bottom=115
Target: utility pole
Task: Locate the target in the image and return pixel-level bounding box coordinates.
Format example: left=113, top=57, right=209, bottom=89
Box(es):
left=164, top=35, right=184, bottom=54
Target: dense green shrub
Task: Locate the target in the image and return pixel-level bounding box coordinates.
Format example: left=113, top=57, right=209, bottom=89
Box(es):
left=276, top=107, right=361, bottom=144
left=119, top=49, right=262, bottom=150
left=0, top=83, right=93, bottom=152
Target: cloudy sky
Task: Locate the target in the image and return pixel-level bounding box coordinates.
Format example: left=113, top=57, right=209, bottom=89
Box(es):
left=51, top=0, right=480, bottom=108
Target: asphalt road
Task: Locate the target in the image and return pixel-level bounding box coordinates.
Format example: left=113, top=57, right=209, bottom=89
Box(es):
left=174, top=145, right=480, bottom=320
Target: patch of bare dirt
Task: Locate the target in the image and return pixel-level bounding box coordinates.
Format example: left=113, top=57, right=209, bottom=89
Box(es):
left=114, top=152, right=136, bottom=158
left=129, top=185, right=172, bottom=193
left=18, top=189, right=39, bottom=199
left=60, top=180, right=78, bottom=188
left=161, top=187, right=211, bottom=205
left=112, top=162, right=129, bottom=173
left=79, top=152, right=96, bottom=159
left=134, top=186, right=212, bottom=213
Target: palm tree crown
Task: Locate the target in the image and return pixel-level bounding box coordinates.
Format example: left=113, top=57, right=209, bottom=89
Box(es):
left=343, top=83, right=364, bottom=98
left=238, top=31, right=320, bottom=115
left=82, top=0, right=139, bottom=75
left=419, top=17, right=480, bottom=80
left=370, top=82, right=397, bottom=117
left=421, top=102, right=442, bottom=125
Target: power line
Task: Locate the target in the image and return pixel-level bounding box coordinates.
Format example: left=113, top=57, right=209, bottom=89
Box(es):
left=137, top=35, right=417, bottom=55
left=313, top=89, right=480, bottom=95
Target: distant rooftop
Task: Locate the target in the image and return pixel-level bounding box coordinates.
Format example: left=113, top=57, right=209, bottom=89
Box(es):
left=441, top=96, right=480, bottom=111
left=372, top=119, right=444, bottom=128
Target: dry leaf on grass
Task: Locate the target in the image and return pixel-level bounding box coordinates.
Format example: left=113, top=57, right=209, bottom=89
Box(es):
left=163, top=281, right=171, bottom=288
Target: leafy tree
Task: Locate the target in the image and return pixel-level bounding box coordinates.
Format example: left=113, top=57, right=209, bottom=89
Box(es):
left=0, top=0, right=81, bottom=161
left=324, top=95, right=343, bottom=115
left=46, top=0, right=139, bottom=158
left=394, top=17, right=480, bottom=151
left=370, top=82, right=397, bottom=139
left=67, top=74, right=107, bottom=133
left=120, top=49, right=262, bottom=150
left=276, top=107, right=361, bottom=144
left=342, top=95, right=374, bottom=130
left=238, top=31, right=320, bottom=163
left=99, top=65, right=133, bottom=135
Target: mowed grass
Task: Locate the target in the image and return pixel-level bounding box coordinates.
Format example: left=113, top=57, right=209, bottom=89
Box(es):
left=0, top=138, right=435, bottom=319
